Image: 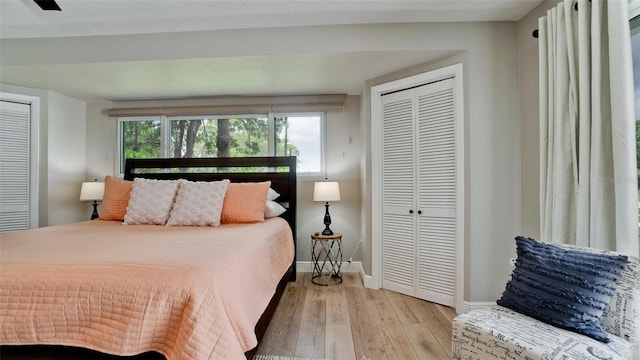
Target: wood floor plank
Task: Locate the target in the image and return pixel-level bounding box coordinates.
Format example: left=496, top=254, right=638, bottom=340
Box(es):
left=365, top=287, right=387, bottom=302
left=403, top=295, right=455, bottom=357
left=296, top=272, right=312, bottom=288
left=385, top=289, right=421, bottom=324
left=403, top=323, right=452, bottom=360
left=255, top=285, right=305, bottom=356
left=325, top=287, right=349, bottom=326
left=368, top=290, right=398, bottom=323
left=324, top=324, right=356, bottom=360
left=436, top=303, right=458, bottom=323
left=344, top=286, right=388, bottom=360
left=306, top=281, right=328, bottom=301
left=256, top=273, right=456, bottom=360
left=294, top=296, right=326, bottom=358
left=341, top=272, right=362, bottom=287
left=377, top=319, right=419, bottom=360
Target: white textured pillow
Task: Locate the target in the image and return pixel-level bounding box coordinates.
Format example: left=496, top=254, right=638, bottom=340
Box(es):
left=267, top=188, right=280, bottom=201
left=264, top=200, right=286, bottom=218
left=124, top=178, right=181, bottom=225
left=167, top=180, right=230, bottom=226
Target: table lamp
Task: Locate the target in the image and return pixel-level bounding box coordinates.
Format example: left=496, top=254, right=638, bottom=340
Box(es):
left=80, top=180, right=105, bottom=220
left=313, top=180, right=341, bottom=235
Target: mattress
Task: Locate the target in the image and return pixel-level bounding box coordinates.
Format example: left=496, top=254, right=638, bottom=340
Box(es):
left=0, top=218, right=295, bottom=360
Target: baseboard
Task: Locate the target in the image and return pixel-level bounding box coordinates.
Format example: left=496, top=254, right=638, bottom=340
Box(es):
left=462, top=301, right=496, bottom=313
left=296, top=261, right=363, bottom=273
left=362, top=272, right=376, bottom=289
left=324, top=267, right=495, bottom=312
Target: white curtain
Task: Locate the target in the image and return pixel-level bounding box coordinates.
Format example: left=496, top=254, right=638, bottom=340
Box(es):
left=539, top=0, right=638, bottom=256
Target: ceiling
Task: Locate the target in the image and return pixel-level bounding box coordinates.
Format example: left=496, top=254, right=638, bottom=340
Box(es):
left=0, top=0, right=543, bottom=102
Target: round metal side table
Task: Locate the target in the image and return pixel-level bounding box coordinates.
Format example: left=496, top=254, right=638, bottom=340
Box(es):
left=310, top=232, right=343, bottom=286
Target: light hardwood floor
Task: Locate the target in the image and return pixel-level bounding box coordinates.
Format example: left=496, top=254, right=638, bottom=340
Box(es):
left=255, top=272, right=458, bottom=360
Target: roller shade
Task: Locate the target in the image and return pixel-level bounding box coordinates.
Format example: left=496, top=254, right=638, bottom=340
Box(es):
left=107, top=95, right=346, bottom=117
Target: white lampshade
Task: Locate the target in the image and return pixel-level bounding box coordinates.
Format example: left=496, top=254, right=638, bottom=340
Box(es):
left=313, top=181, right=341, bottom=202
left=80, top=181, right=105, bottom=202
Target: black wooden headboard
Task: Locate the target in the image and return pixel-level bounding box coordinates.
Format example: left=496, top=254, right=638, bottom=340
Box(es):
left=123, top=156, right=297, bottom=278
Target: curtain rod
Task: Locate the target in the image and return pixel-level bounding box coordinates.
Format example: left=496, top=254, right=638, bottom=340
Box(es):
left=532, top=0, right=588, bottom=39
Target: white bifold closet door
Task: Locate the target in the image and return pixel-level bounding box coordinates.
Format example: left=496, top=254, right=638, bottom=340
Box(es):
left=381, top=78, right=457, bottom=307
left=0, top=101, right=31, bottom=233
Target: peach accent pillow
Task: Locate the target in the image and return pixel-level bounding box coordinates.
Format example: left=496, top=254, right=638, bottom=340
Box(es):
left=221, top=181, right=271, bottom=224
left=99, top=176, right=133, bottom=221
left=167, top=180, right=230, bottom=227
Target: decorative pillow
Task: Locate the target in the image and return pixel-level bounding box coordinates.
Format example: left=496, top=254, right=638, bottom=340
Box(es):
left=124, top=178, right=181, bottom=225
left=496, top=236, right=628, bottom=343
left=99, top=176, right=133, bottom=221
left=221, top=181, right=271, bottom=224
left=267, top=188, right=280, bottom=201
left=166, top=180, right=229, bottom=227
left=555, top=243, right=640, bottom=344
left=264, top=200, right=286, bottom=218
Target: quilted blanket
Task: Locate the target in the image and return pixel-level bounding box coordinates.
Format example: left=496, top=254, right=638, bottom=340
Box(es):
left=0, top=218, right=295, bottom=360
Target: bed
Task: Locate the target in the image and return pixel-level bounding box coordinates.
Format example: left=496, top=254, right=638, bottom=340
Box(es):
left=0, top=156, right=298, bottom=360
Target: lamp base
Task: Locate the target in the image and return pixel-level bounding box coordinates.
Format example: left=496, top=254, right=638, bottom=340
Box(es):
left=322, top=202, right=333, bottom=235
left=91, top=201, right=99, bottom=220
left=322, top=227, right=334, bottom=236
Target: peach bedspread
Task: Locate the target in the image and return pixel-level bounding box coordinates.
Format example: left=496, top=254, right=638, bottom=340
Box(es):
left=0, top=218, right=294, bottom=360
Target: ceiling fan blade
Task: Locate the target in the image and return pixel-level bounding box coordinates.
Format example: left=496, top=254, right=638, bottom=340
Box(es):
left=34, top=0, right=61, bottom=11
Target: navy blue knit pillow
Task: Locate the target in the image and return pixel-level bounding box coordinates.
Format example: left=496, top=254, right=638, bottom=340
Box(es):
left=497, top=236, right=628, bottom=343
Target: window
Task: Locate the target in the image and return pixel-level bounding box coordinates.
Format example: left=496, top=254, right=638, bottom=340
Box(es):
left=117, top=113, right=324, bottom=175
left=169, top=116, right=269, bottom=158
left=120, top=117, right=161, bottom=162
left=275, top=114, right=323, bottom=173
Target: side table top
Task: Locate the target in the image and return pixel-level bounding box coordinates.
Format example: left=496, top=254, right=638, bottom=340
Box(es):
left=311, top=233, right=342, bottom=240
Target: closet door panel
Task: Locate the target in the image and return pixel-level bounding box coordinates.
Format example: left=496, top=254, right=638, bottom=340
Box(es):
left=382, top=213, right=415, bottom=294
left=415, top=79, right=456, bottom=306
left=381, top=91, right=416, bottom=295
left=416, top=216, right=456, bottom=304
left=0, top=101, right=31, bottom=232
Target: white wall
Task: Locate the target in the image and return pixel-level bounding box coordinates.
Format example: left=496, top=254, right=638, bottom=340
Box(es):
left=360, top=22, right=521, bottom=303
left=297, top=96, right=362, bottom=262
left=0, top=83, right=87, bottom=226
left=47, top=91, right=87, bottom=225
left=84, top=95, right=362, bottom=262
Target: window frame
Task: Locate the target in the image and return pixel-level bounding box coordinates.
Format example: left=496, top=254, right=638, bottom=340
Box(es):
left=116, top=112, right=326, bottom=177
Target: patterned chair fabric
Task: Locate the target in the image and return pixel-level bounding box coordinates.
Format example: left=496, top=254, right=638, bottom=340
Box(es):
left=452, top=246, right=640, bottom=360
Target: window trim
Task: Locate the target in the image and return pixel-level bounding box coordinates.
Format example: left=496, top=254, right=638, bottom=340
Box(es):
left=116, top=112, right=325, bottom=177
